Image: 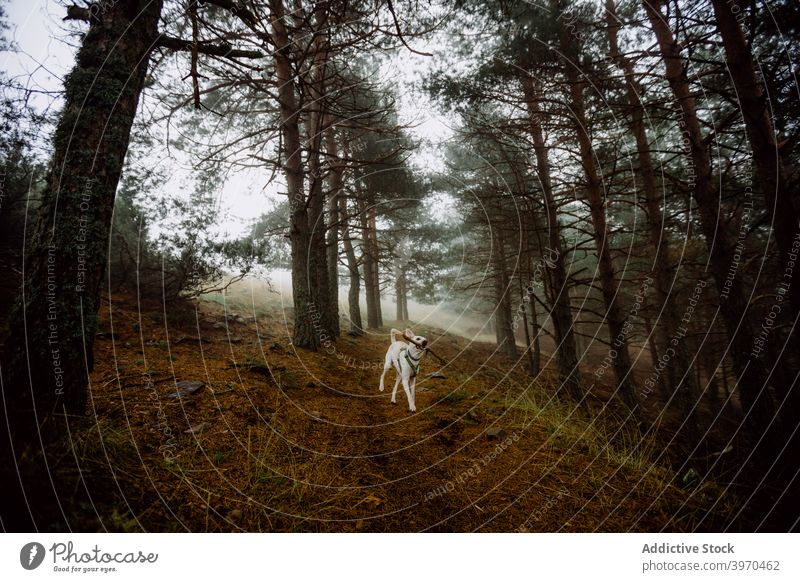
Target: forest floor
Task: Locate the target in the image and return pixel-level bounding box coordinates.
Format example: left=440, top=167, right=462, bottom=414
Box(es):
left=49, top=293, right=743, bottom=532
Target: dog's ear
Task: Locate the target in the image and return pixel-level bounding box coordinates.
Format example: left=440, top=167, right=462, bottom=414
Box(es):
left=404, top=328, right=414, bottom=338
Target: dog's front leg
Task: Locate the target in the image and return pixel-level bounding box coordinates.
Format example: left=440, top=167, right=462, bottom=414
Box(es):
left=401, top=375, right=416, bottom=412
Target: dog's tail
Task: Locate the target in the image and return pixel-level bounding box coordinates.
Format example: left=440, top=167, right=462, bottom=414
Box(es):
left=390, top=328, right=403, bottom=343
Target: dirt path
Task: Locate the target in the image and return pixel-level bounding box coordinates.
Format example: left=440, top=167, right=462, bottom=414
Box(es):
left=79, top=297, right=733, bottom=532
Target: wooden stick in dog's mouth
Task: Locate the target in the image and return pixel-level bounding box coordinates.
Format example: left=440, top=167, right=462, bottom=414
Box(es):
left=402, top=332, right=447, bottom=364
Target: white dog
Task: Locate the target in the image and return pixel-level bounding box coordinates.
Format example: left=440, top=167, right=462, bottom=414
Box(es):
left=379, top=328, right=428, bottom=412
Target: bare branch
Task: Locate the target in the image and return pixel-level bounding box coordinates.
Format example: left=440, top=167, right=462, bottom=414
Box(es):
left=156, top=35, right=264, bottom=59
left=385, top=0, right=432, bottom=57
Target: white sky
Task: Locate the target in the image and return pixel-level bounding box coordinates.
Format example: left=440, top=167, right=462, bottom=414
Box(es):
left=2, top=0, right=458, bottom=240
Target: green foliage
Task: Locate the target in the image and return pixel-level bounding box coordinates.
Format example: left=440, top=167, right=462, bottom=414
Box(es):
left=109, top=156, right=263, bottom=301
left=250, top=200, right=291, bottom=269
left=0, top=14, right=47, bottom=320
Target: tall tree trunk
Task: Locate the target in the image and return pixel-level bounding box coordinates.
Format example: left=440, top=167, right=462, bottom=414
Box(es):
left=358, top=194, right=381, bottom=328
left=529, top=293, right=542, bottom=376
left=711, top=0, right=800, bottom=318
left=340, top=194, right=363, bottom=335
left=519, top=275, right=537, bottom=375
left=325, top=130, right=341, bottom=337
left=308, top=148, right=333, bottom=343
left=523, top=220, right=543, bottom=376
left=307, top=120, right=334, bottom=344
left=710, top=0, right=800, bottom=453
left=368, top=204, right=383, bottom=327
left=606, top=0, right=698, bottom=414
left=270, top=0, right=316, bottom=349
left=521, top=75, right=583, bottom=402
left=0, top=0, right=163, bottom=531
left=493, top=225, right=518, bottom=359
left=394, top=238, right=409, bottom=322
left=644, top=0, right=776, bottom=445
left=404, top=289, right=409, bottom=321
left=395, top=271, right=406, bottom=321
left=519, top=225, right=537, bottom=374
left=560, top=23, right=636, bottom=411
left=2, top=0, right=164, bottom=422
left=305, top=7, right=337, bottom=344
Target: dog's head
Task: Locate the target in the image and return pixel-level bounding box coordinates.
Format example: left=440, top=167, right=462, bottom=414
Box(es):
left=403, top=328, right=428, bottom=350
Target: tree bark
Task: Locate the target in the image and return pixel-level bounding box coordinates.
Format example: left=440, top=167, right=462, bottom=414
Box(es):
left=270, top=0, right=317, bottom=349
left=0, top=0, right=163, bottom=531
left=340, top=193, right=363, bottom=335
left=359, top=194, right=382, bottom=328
left=2, top=0, right=164, bottom=423
left=394, top=237, right=409, bottom=322
left=306, top=118, right=334, bottom=344
left=358, top=195, right=376, bottom=328
left=401, top=274, right=409, bottom=321
left=368, top=205, right=383, bottom=327
left=521, top=75, right=583, bottom=402
left=395, top=271, right=407, bottom=321
left=305, top=7, right=337, bottom=345
left=710, top=0, right=800, bottom=452
left=325, top=129, right=342, bottom=337
left=711, top=0, right=800, bottom=318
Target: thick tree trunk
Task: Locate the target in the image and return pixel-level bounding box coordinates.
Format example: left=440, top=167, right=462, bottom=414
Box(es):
left=644, top=0, right=776, bottom=444
left=560, top=25, right=636, bottom=411
left=0, top=0, right=163, bottom=531
left=521, top=75, right=583, bottom=402
left=305, top=10, right=336, bottom=345
left=711, top=0, right=800, bottom=318
left=2, top=0, right=163, bottom=422
left=711, top=0, right=800, bottom=454
left=270, top=0, right=317, bottom=349
left=307, top=121, right=334, bottom=344
left=308, top=155, right=333, bottom=344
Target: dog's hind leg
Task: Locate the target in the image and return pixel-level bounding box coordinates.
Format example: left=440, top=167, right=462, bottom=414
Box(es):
left=379, top=352, right=392, bottom=392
